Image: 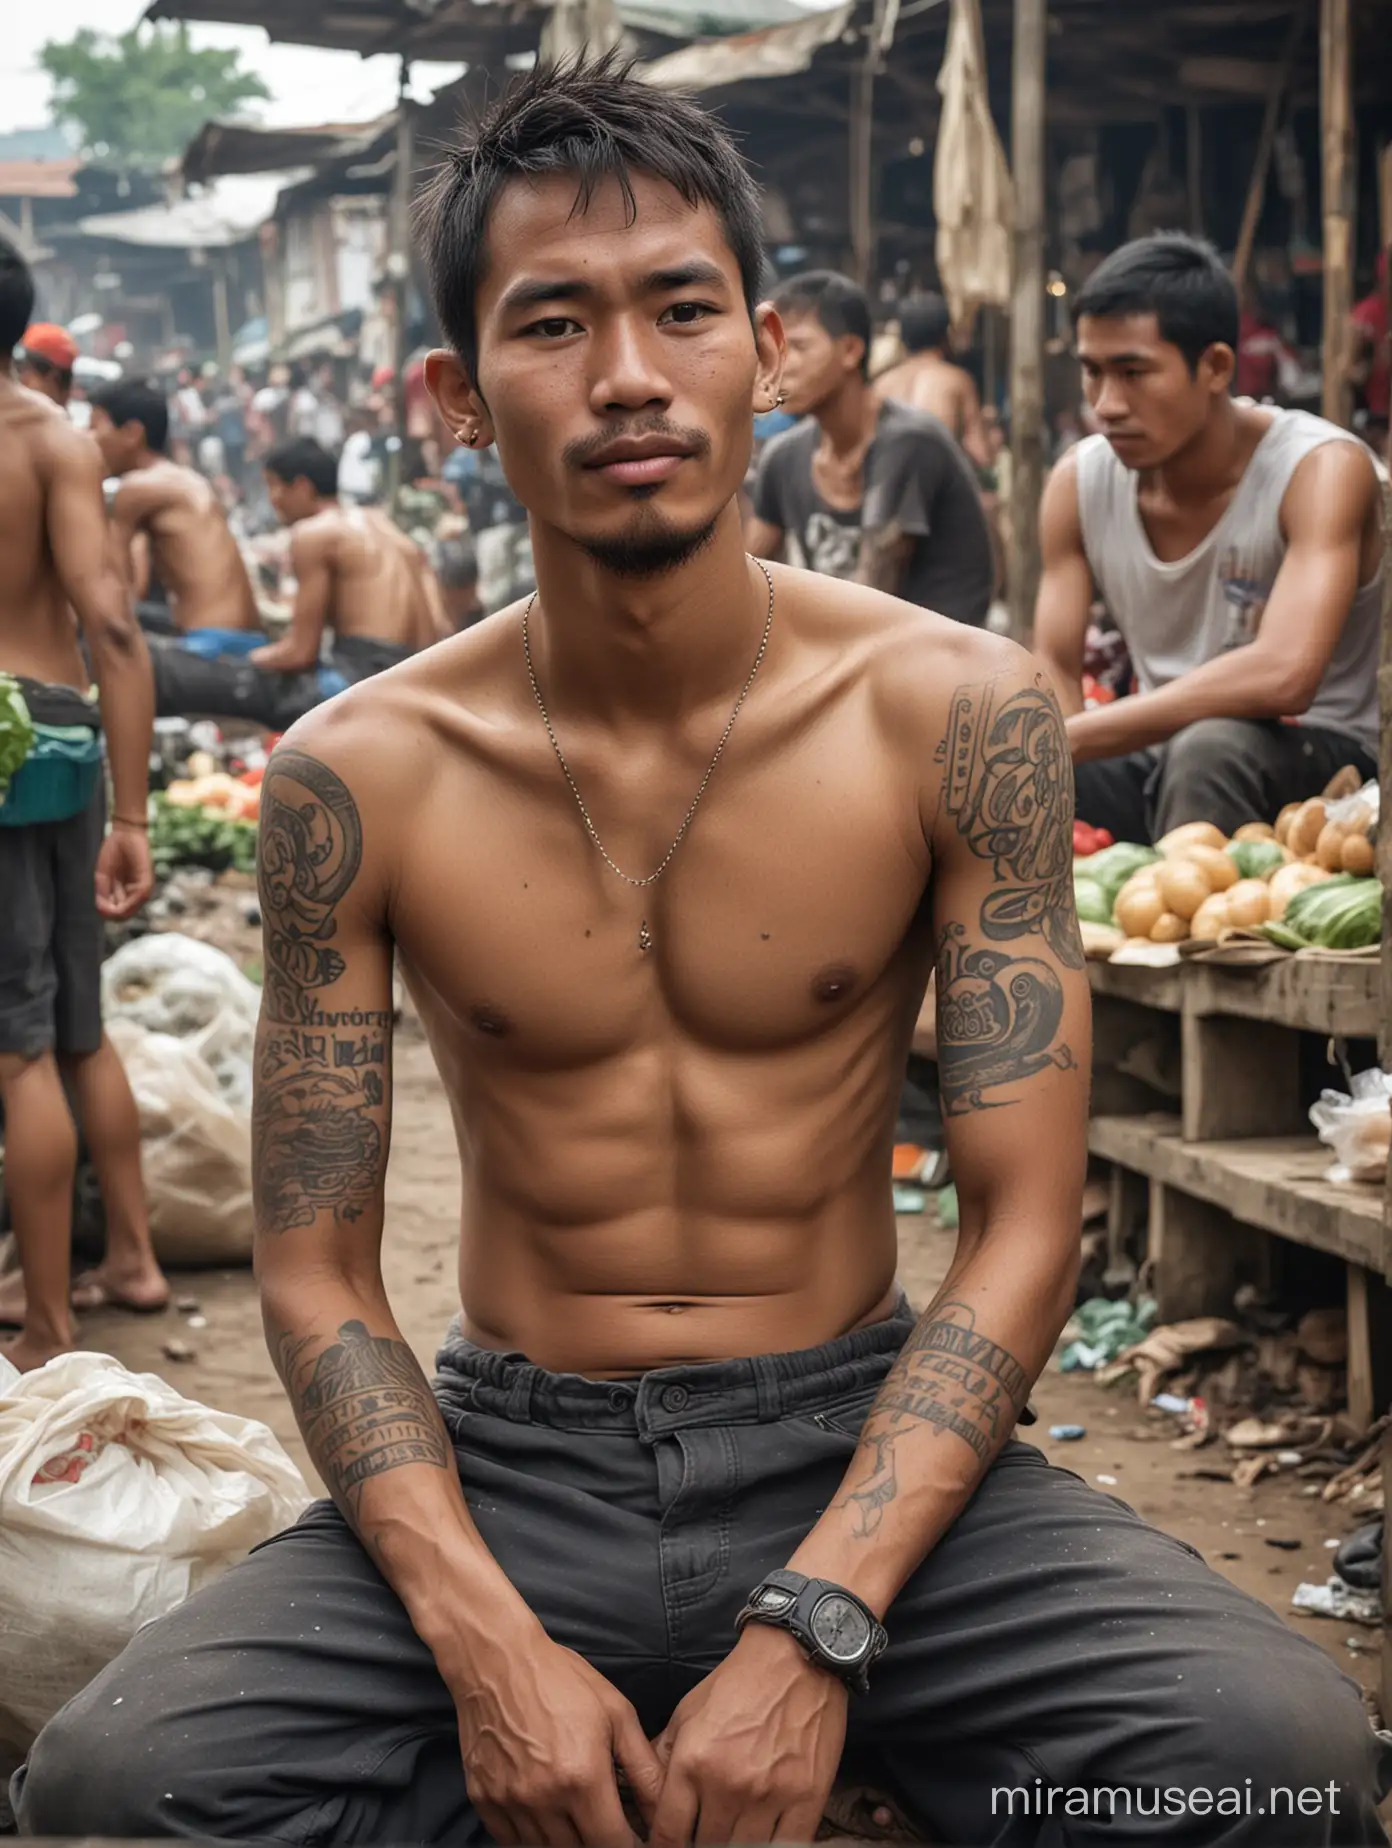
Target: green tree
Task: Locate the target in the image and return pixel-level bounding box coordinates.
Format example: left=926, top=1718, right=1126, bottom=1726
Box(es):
left=40, top=23, right=270, bottom=167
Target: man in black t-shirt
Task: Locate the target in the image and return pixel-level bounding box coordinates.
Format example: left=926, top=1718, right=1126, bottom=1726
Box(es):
left=746, top=271, right=994, bottom=624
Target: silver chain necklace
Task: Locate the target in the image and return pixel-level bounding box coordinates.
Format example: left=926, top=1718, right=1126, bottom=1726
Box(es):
left=522, top=558, right=775, bottom=955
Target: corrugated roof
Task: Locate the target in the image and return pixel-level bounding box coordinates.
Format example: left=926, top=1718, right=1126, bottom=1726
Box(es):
left=0, top=159, right=83, bottom=200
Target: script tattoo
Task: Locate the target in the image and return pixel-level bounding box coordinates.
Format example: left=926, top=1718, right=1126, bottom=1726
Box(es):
left=942, top=673, right=1085, bottom=970
left=832, top=1301, right=1029, bottom=1538
left=258, top=749, right=364, bottom=1021
left=934, top=921, right=1077, bottom=1115
left=271, top=1320, right=451, bottom=1515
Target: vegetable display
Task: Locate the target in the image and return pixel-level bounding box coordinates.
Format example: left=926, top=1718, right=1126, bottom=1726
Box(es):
left=0, top=672, right=35, bottom=804
left=1263, top=875, right=1382, bottom=952
left=150, top=793, right=258, bottom=878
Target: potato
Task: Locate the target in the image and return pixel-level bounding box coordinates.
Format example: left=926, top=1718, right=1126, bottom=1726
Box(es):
left=1315, top=821, right=1348, bottom=872
left=1150, top=911, right=1190, bottom=943
left=1233, top=822, right=1277, bottom=843
left=1184, top=844, right=1239, bottom=892
left=1267, top=861, right=1332, bottom=920
left=1342, top=833, right=1375, bottom=876
left=1156, top=821, right=1227, bottom=856
left=1274, top=802, right=1301, bottom=846
left=1115, top=878, right=1166, bottom=938
left=1157, top=858, right=1214, bottom=920
left=1224, top=879, right=1271, bottom=928
left=1288, top=799, right=1328, bottom=858
left=1189, top=893, right=1232, bottom=941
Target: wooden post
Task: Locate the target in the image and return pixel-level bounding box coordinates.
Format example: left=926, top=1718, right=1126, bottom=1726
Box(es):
left=1007, top=0, right=1047, bottom=643
left=848, top=22, right=878, bottom=289
left=387, top=59, right=415, bottom=506
left=1232, top=5, right=1307, bottom=294
left=1320, top=0, right=1354, bottom=427
left=212, top=255, right=232, bottom=377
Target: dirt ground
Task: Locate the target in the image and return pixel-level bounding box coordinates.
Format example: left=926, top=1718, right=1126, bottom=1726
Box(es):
left=68, top=990, right=1386, bottom=1732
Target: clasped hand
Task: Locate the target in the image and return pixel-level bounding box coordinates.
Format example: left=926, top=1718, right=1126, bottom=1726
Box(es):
left=455, top=1623, right=846, bottom=1848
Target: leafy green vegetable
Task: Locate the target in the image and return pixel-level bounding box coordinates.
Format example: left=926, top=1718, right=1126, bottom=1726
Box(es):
left=1262, top=875, right=1380, bottom=951
left=1080, top=842, right=1161, bottom=909
left=1074, top=877, right=1113, bottom=926
left=0, top=672, right=35, bottom=803
left=1226, top=839, right=1285, bottom=881
left=149, top=794, right=257, bottom=876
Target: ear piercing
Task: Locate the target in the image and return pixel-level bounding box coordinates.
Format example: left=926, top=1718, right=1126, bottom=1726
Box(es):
left=770, top=392, right=786, bottom=409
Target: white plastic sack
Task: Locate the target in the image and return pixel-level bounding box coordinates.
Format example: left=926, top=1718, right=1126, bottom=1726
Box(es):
left=103, top=931, right=261, bottom=1110
left=1310, top=1068, right=1392, bottom=1183
left=108, top=1017, right=254, bottom=1265
left=0, top=1349, right=310, bottom=1743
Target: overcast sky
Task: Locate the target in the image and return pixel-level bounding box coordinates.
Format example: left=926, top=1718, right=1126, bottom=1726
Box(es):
left=0, top=2, right=468, bottom=135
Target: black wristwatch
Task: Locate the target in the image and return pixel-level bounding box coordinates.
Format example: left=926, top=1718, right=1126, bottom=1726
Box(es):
left=736, top=1568, right=887, bottom=1694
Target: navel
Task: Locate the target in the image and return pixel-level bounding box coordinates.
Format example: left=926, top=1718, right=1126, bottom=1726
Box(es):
left=811, top=962, right=859, bottom=1004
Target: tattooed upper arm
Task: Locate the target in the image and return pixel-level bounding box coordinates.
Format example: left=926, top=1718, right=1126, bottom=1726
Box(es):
left=930, top=665, right=1086, bottom=1115
left=253, top=747, right=392, bottom=1238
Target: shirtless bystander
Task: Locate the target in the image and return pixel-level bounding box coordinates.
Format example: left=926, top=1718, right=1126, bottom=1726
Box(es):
left=874, top=292, right=989, bottom=468
left=0, top=238, right=167, bottom=1373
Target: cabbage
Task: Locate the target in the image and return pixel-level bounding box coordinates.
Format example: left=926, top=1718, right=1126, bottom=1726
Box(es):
left=1266, top=875, right=1381, bottom=950
left=1227, top=839, right=1285, bottom=882
left=1074, top=876, right=1113, bottom=926
left=1082, top=842, right=1161, bottom=909
left=0, top=673, right=35, bottom=804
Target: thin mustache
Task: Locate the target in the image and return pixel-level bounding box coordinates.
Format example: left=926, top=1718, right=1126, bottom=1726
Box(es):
left=563, top=417, right=711, bottom=469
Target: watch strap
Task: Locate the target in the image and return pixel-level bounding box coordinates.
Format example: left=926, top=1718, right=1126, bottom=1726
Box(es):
left=737, top=1568, right=887, bottom=1694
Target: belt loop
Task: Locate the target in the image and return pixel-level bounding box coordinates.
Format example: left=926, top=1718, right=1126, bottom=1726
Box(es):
left=751, top=1353, right=783, bottom=1423
left=506, top=1363, right=538, bottom=1423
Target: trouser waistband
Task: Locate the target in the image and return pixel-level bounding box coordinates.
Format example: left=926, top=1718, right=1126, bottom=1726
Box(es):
left=433, top=1297, right=916, bottom=1436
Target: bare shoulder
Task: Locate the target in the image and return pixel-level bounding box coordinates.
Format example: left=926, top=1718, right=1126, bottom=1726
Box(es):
left=1282, top=435, right=1382, bottom=533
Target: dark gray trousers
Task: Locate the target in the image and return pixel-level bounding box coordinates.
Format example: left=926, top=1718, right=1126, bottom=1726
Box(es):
left=13, top=1306, right=1390, bottom=1845
left=1073, top=718, right=1376, bottom=845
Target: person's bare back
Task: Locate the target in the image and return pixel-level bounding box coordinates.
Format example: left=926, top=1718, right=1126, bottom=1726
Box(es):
left=0, top=381, right=92, bottom=689
left=876, top=352, right=979, bottom=449
left=302, top=503, right=438, bottom=647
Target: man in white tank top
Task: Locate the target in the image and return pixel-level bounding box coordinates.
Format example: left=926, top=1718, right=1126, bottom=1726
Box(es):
left=1035, top=234, right=1383, bottom=843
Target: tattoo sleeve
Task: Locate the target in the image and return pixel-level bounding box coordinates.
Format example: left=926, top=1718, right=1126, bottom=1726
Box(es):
left=933, top=670, right=1083, bottom=1114
left=831, top=1301, right=1030, bottom=1539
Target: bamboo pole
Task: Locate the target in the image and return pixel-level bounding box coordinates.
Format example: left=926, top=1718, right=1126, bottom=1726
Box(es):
left=1232, top=5, right=1307, bottom=293
left=1007, top=0, right=1046, bottom=643
left=387, top=59, right=414, bottom=506
left=1320, top=0, right=1354, bottom=427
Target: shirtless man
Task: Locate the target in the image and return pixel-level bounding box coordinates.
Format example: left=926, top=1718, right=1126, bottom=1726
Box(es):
left=253, top=435, right=451, bottom=678
left=87, top=378, right=259, bottom=637
left=0, top=237, right=167, bottom=1372
left=875, top=292, right=989, bottom=469
left=16, top=69, right=1386, bottom=1845
left=17, top=321, right=77, bottom=410
left=1034, top=234, right=1382, bottom=842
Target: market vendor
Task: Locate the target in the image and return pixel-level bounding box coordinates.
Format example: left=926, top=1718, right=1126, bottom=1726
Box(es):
left=1035, top=233, right=1382, bottom=844
left=89, top=379, right=261, bottom=649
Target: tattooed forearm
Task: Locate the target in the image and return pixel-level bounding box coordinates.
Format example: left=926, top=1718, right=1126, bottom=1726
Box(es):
left=934, top=919, right=1076, bottom=1114
left=258, top=749, right=365, bottom=1023
left=941, top=672, right=1085, bottom=970
left=253, top=1015, right=389, bottom=1234
left=271, top=1319, right=452, bottom=1515
left=856, top=523, right=912, bottom=594
left=832, top=1301, right=1030, bottom=1537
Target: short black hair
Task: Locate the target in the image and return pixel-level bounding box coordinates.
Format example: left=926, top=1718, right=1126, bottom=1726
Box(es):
left=0, top=236, right=36, bottom=357
left=265, top=437, right=338, bottom=498
left=772, top=271, right=872, bottom=379
left=899, top=291, right=951, bottom=354
left=1071, top=233, right=1239, bottom=374
left=413, top=52, right=766, bottom=384
left=89, top=379, right=169, bottom=452
left=436, top=533, right=478, bottom=589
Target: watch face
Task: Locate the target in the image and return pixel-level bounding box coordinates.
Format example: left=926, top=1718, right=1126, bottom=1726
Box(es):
left=809, top=1592, right=871, bottom=1663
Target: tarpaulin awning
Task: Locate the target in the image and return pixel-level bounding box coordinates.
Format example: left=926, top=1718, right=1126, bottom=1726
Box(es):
left=932, top=0, right=1011, bottom=329
left=641, top=0, right=852, bottom=91
left=182, top=116, right=394, bottom=186
left=78, top=174, right=303, bottom=250
left=0, top=159, right=83, bottom=201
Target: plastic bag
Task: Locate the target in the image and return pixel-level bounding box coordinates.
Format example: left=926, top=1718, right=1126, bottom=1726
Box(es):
left=107, top=1018, right=254, bottom=1265
left=0, top=1349, right=309, bottom=1742
left=1309, top=1068, right=1392, bottom=1184
left=102, top=931, right=261, bottom=1110
left=1325, top=779, right=1379, bottom=830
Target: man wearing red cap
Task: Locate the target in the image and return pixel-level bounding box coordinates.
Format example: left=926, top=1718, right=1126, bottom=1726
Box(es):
left=18, top=323, right=78, bottom=409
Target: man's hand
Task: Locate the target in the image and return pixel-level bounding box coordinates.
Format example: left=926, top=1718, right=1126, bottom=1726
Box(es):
left=451, top=1631, right=662, bottom=1848
left=95, top=823, right=154, bottom=919
left=649, top=1624, right=847, bottom=1847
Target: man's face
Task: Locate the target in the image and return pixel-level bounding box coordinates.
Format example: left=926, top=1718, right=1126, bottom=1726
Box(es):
left=777, top=309, right=862, bottom=418
left=89, top=405, right=137, bottom=474
left=20, top=357, right=72, bottom=408
left=264, top=471, right=317, bottom=525
left=427, top=170, right=782, bottom=578
left=1076, top=312, right=1231, bottom=470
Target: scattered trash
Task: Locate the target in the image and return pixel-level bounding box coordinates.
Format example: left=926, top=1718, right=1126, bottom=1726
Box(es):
left=1225, top=1417, right=1302, bottom=1450
left=1096, top=1316, right=1243, bottom=1402
left=1291, top=1577, right=1381, bottom=1626
left=1333, top=1519, right=1383, bottom=1591
left=175, top=1296, right=201, bottom=1315
left=891, top=1184, right=926, bottom=1215
left=1151, top=1393, right=1192, bottom=1415
left=1295, top=1307, right=1347, bottom=1367
left=1275, top=1450, right=1304, bottom=1467
left=935, top=1182, right=959, bottom=1230
left=186, top=1314, right=209, bottom=1331
left=1049, top=1425, right=1086, bottom=1441
left=1309, top=1070, right=1392, bottom=1184
left=1096, top=1473, right=1119, bottom=1486
left=1058, top=1296, right=1158, bottom=1373
left=1263, top=1537, right=1301, bottom=1550
left=161, top=1338, right=197, bottom=1363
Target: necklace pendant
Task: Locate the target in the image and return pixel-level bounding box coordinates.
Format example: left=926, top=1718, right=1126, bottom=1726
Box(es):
left=638, top=919, right=653, bottom=955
